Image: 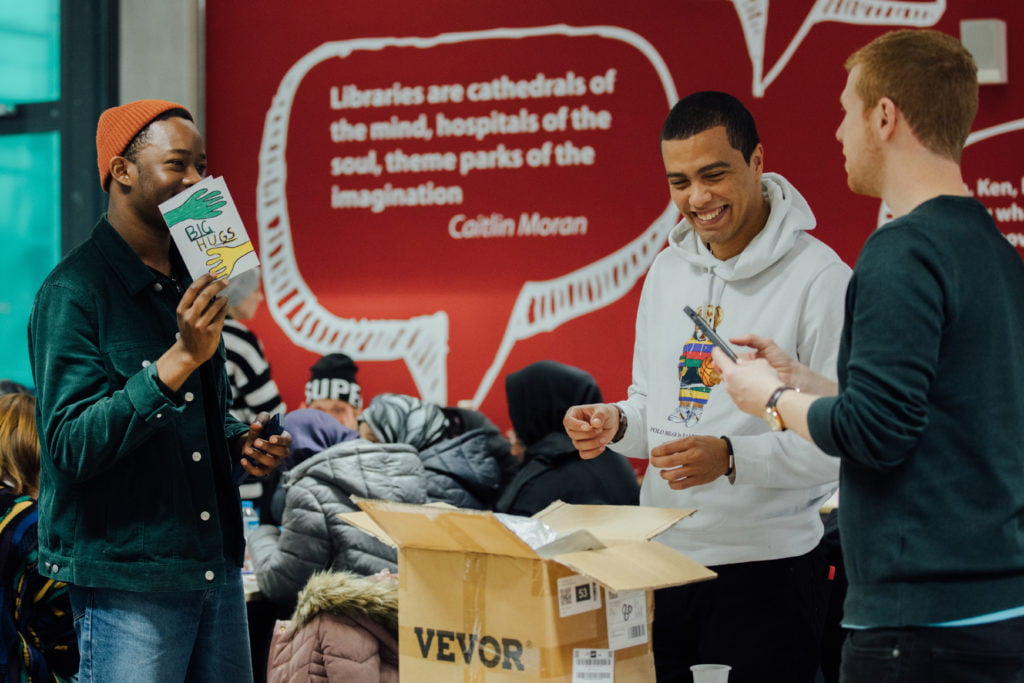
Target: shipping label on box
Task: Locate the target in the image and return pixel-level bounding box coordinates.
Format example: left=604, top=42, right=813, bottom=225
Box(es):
left=558, top=575, right=602, bottom=617
left=605, top=590, right=648, bottom=651
left=572, top=648, right=614, bottom=682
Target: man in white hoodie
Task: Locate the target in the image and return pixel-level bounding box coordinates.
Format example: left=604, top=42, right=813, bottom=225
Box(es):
left=563, top=91, right=850, bottom=682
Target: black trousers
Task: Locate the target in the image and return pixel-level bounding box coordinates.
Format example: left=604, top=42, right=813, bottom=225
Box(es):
left=840, top=616, right=1024, bottom=682
left=652, top=545, right=828, bottom=683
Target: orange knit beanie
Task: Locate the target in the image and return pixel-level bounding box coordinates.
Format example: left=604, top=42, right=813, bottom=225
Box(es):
left=95, top=99, right=191, bottom=191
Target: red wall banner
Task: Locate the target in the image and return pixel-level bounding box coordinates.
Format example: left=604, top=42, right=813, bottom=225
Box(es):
left=206, top=1, right=1024, bottom=447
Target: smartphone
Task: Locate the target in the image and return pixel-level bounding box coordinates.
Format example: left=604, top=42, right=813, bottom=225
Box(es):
left=232, top=413, right=284, bottom=485
left=259, top=413, right=284, bottom=441
left=684, top=306, right=738, bottom=362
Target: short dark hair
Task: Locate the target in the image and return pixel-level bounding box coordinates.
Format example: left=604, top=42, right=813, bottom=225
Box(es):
left=661, top=91, right=760, bottom=162
left=122, top=107, right=194, bottom=161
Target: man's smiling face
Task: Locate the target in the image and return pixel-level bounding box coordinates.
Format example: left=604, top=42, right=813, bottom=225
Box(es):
left=662, top=125, right=768, bottom=261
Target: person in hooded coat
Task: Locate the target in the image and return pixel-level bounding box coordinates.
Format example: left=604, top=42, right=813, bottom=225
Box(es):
left=358, top=394, right=518, bottom=510
left=259, top=409, right=360, bottom=525
left=496, top=361, right=639, bottom=516
left=248, top=408, right=426, bottom=612
left=266, top=571, right=398, bottom=683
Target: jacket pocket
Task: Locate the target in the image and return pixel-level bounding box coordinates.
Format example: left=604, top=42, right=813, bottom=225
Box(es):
left=102, top=343, right=165, bottom=391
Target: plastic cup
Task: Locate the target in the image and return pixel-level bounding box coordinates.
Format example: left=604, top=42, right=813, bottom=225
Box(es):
left=690, top=663, right=731, bottom=683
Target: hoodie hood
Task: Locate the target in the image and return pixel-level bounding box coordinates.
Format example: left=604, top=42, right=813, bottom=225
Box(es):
left=505, top=360, right=603, bottom=448
left=360, top=393, right=448, bottom=450
left=668, top=172, right=816, bottom=282
left=283, top=408, right=359, bottom=467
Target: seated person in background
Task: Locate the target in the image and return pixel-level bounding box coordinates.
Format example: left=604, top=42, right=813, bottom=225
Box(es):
left=359, top=393, right=518, bottom=509
left=222, top=270, right=286, bottom=424
left=248, top=410, right=426, bottom=612
left=302, top=353, right=362, bottom=430
left=267, top=570, right=398, bottom=683
left=497, top=360, right=640, bottom=516
left=256, top=352, right=361, bottom=524
left=262, top=409, right=359, bottom=525
left=0, top=393, right=78, bottom=681
left=281, top=409, right=359, bottom=473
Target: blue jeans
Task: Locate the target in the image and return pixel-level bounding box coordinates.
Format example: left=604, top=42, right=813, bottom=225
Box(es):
left=840, top=616, right=1024, bottom=682
left=69, top=570, right=253, bottom=682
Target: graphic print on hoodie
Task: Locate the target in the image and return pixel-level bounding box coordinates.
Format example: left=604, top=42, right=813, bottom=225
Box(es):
left=669, top=304, right=723, bottom=426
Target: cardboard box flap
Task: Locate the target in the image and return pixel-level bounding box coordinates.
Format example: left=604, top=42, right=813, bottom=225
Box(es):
left=338, top=511, right=395, bottom=547
left=552, top=540, right=717, bottom=592
left=534, top=528, right=605, bottom=559
left=354, top=498, right=538, bottom=559
left=338, top=501, right=459, bottom=547
left=534, top=501, right=695, bottom=542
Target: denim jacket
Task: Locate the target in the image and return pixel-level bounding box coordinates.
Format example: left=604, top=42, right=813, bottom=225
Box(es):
left=28, top=217, right=249, bottom=591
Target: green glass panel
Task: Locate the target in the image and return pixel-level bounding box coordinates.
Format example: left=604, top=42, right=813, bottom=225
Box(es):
left=0, top=132, right=60, bottom=388
left=0, top=0, right=61, bottom=103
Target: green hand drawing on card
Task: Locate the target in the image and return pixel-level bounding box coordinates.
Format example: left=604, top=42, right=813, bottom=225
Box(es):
left=206, top=241, right=255, bottom=279
left=164, top=189, right=227, bottom=226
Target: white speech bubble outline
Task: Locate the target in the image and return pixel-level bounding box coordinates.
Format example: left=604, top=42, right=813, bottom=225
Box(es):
left=257, top=25, right=679, bottom=406
left=731, top=0, right=945, bottom=97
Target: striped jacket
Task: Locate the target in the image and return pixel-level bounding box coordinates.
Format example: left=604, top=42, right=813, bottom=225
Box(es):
left=222, top=318, right=286, bottom=424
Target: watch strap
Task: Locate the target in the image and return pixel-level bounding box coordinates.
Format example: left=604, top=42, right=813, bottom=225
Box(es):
left=764, top=386, right=798, bottom=431
left=720, top=435, right=735, bottom=481
left=610, top=405, right=628, bottom=443
left=766, top=386, right=797, bottom=410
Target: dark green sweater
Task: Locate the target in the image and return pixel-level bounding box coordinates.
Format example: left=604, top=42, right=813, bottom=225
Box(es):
left=808, top=196, right=1024, bottom=627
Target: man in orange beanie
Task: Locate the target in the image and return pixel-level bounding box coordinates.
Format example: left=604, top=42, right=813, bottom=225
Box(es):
left=28, top=100, right=292, bottom=681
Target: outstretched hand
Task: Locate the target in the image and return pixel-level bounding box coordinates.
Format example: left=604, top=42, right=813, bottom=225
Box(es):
left=711, top=347, right=782, bottom=418
left=563, top=403, right=619, bottom=459
left=731, top=334, right=798, bottom=384
left=730, top=334, right=838, bottom=396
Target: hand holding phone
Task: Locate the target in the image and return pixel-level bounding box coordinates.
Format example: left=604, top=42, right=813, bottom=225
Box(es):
left=233, top=413, right=283, bottom=485
left=258, top=413, right=283, bottom=442
left=684, top=306, right=738, bottom=362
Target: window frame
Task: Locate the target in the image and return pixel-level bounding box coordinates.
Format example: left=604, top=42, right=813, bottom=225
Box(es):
left=0, top=0, right=119, bottom=253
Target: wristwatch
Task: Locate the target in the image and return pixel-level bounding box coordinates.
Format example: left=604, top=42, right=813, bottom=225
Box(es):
left=610, top=405, right=628, bottom=443
left=764, top=386, right=798, bottom=431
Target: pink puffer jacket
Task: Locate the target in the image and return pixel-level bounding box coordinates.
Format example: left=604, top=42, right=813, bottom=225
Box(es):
left=267, top=571, right=399, bottom=682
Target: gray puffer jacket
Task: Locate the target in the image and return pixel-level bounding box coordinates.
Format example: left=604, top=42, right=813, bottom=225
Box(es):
left=249, top=439, right=427, bottom=609
left=419, top=427, right=517, bottom=509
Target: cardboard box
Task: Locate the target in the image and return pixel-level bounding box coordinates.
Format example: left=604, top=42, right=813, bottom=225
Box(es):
left=342, top=498, right=716, bottom=681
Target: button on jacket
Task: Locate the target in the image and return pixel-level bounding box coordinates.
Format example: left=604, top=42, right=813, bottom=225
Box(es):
left=28, top=217, right=249, bottom=591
